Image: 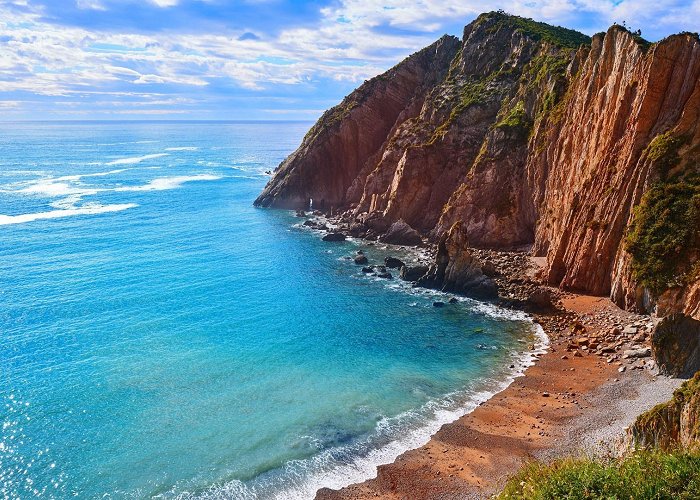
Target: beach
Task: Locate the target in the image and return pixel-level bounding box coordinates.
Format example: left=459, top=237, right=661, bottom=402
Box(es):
left=317, top=260, right=683, bottom=499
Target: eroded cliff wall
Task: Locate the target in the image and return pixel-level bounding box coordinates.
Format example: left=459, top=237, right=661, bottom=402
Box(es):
left=255, top=12, right=700, bottom=319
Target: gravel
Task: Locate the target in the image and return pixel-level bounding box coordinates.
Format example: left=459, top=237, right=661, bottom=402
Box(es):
left=551, top=371, right=683, bottom=459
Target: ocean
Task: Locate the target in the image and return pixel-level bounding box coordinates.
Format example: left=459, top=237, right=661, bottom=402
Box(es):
left=0, top=121, right=544, bottom=499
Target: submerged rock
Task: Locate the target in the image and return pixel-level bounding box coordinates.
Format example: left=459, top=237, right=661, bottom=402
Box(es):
left=433, top=301, right=445, bottom=307
left=354, top=255, right=368, bottom=265
left=377, top=272, right=393, bottom=279
left=361, top=266, right=374, bottom=273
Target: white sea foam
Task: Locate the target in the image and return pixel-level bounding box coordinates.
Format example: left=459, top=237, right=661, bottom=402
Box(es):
left=54, top=169, right=128, bottom=182
left=165, top=147, right=199, bottom=151
left=106, top=153, right=169, bottom=165
left=115, top=174, right=222, bottom=192
left=0, top=204, right=137, bottom=226
left=17, top=180, right=100, bottom=197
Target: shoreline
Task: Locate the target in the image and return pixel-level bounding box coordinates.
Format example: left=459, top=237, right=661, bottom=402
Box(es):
left=294, top=217, right=683, bottom=499
left=316, top=293, right=682, bottom=499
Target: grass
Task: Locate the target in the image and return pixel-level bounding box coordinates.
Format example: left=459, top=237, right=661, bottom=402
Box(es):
left=477, top=11, right=591, bottom=49
left=494, top=100, right=531, bottom=139
left=498, top=449, right=700, bottom=499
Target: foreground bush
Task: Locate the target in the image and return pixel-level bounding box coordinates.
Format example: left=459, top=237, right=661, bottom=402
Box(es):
left=498, top=449, right=700, bottom=499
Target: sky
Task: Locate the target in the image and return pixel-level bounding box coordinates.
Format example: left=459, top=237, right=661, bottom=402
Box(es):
left=0, top=0, right=698, bottom=121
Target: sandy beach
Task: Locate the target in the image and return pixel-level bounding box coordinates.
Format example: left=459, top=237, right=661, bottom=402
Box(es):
left=317, top=285, right=682, bottom=499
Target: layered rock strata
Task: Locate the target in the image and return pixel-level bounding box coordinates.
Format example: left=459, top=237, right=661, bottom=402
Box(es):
left=256, top=12, right=700, bottom=319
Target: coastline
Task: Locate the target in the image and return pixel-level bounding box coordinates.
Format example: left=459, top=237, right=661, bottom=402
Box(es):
left=302, top=231, right=683, bottom=499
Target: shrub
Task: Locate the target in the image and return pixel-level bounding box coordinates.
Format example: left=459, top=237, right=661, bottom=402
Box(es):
left=499, top=449, right=700, bottom=499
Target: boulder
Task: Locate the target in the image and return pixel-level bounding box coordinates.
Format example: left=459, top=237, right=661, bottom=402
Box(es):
left=379, top=219, right=423, bottom=246
left=347, top=222, right=368, bottom=237
left=433, top=301, right=445, bottom=307
left=415, top=222, right=498, bottom=300
left=623, top=347, right=651, bottom=359
left=354, top=255, right=368, bottom=265
left=322, top=232, right=346, bottom=242
left=295, top=210, right=306, bottom=217
left=652, top=314, right=700, bottom=377
left=377, top=272, right=393, bottom=279
left=399, top=265, right=429, bottom=282
left=481, top=261, right=499, bottom=277
left=525, top=287, right=555, bottom=312
left=361, top=267, right=374, bottom=273
left=384, top=257, right=405, bottom=269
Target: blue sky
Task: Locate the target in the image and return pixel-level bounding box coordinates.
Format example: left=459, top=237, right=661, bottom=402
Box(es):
left=0, top=0, right=698, bottom=121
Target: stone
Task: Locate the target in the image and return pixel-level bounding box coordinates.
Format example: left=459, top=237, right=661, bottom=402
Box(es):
left=622, top=326, right=638, bottom=335
left=415, top=222, right=498, bottom=301
left=295, top=210, right=306, bottom=217
left=354, top=255, right=368, bottom=265
left=361, top=267, right=374, bottom=273
left=481, top=261, right=498, bottom=277
left=376, top=272, right=393, bottom=279
left=322, top=232, right=346, bottom=242
left=623, top=347, right=651, bottom=359
left=379, top=220, right=423, bottom=247
left=525, top=287, right=555, bottom=312
left=652, top=314, right=700, bottom=378
left=448, top=297, right=459, bottom=304
left=433, top=301, right=445, bottom=307
left=399, top=265, right=429, bottom=282
left=384, top=257, right=405, bottom=269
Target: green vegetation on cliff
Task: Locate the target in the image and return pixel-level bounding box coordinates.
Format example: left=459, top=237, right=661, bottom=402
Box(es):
left=632, top=372, right=700, bottom=449
left=477, top=11, right=591, bottom=49
left=625, top=134, right=700, bottom=294
left=498, top=450, right=700, bottom=499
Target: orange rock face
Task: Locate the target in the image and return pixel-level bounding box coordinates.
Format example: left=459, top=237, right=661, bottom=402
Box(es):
left=533, top=28, right=700, bottom=309
left=256, top=12, right=700, bottom=319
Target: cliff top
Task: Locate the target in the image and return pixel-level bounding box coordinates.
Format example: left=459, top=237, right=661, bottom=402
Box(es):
left=473, top=11, right=591, bottom=49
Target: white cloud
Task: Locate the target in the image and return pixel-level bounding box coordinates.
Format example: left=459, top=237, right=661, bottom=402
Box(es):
left=0, top=0, right=697, bottom=118
left=75, top=0, right=106, bottom=10
left=149, top=0, right=178, bottom=7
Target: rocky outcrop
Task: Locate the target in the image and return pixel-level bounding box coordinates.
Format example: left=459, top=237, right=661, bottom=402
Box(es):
left=629, top=372, right=700, bottom=450
left=256, top=11, right=700, bottom=319
left=399, top=265, right=429, bottom=282
left=415, top=222, right=498, bottom=300
left=652, top=314, right=700, bottom=377
left=379, top=220, right=423, bottom=246
left=254, top=34, right=461, bottom=210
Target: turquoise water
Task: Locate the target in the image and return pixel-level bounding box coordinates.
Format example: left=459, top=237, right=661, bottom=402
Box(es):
left=0, top=122, right=542, bottom=499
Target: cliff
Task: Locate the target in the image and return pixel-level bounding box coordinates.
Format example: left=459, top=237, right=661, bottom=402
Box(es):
left=255, top=12, right=700, bottom=320
left=629, top=371, right=700, bottom=450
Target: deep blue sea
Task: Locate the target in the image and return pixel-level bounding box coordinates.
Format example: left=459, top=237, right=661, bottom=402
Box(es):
left=0, top=121, right=544, bottom=499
